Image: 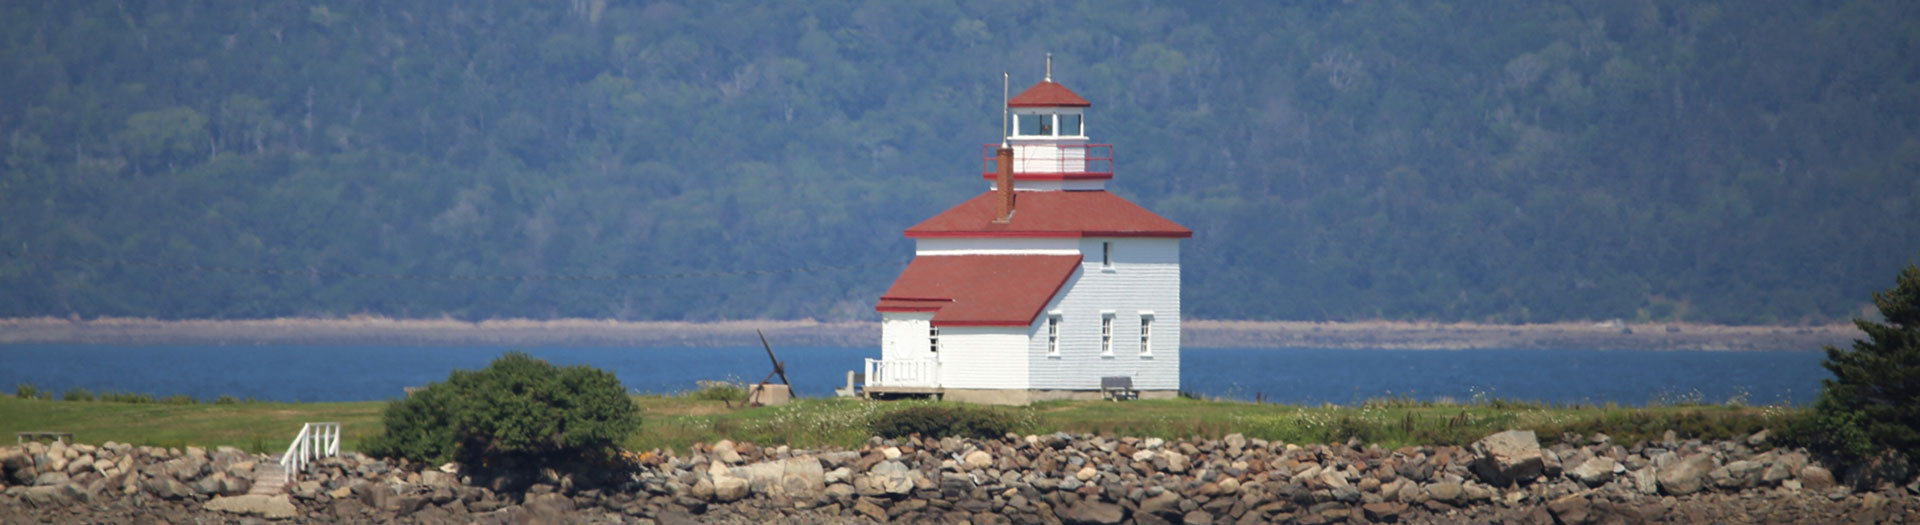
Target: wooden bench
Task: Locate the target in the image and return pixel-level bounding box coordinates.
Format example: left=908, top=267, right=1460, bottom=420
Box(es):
left=17, top=431, right=72, bottom=444
left=1100, top=377, right=1138, bottom=401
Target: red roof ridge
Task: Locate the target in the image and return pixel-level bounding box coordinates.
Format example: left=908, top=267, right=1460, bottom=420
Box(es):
left=1009, top=81, right=1091, bottom=108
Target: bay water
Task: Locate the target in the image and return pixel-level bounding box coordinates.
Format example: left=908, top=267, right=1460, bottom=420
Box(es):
left=0, top=344, right=1827, bottom=406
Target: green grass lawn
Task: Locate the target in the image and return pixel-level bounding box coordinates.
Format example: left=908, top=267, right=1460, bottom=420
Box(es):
left=1, top=393, right=1801, bottom=455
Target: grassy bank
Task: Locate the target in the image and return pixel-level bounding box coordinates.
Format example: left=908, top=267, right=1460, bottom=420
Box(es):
left=1, top=394, right=1799, bottom=455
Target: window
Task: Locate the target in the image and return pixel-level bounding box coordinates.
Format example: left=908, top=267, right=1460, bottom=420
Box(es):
left=1101, top=242, right=1113, bottom=269
left=1047, top=314, right=1061, bottom=357
left=1139, top=314, right=1153, bottom=356
left=1100, top=313, right=1115, bottom=357
left=1016, top=114, right=1046, bottom=136
left=1058, top=114, right=1081, bottom=136
left=929, top=326, right=940, bottom=353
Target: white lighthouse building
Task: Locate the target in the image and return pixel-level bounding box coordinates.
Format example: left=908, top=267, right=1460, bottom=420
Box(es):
left=861, top=61, right=1191, bottom=404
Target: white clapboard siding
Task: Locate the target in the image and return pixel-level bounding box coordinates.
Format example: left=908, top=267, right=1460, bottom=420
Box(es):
left=936, top=327, right=1031, bottom=389
left=1026, top=237, right=1181, bottom=391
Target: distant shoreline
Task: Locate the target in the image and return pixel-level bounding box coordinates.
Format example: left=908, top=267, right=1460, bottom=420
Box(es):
left=0, top=316, right=1860, bottom=351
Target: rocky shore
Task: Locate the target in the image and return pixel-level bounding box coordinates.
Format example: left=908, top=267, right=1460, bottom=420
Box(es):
left=4, top=430, right=1916, bottom=524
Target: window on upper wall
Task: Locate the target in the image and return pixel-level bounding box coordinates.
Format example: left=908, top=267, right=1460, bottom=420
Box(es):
left=929, top=326, right=940, bottom=353
left=1100, top=313, right=1115, bottom=357
left=1047, top=314, right=1061, bottom=357
left=1139, top=314, right=1153, bottom=356
left=1101, top=242, right=1113, bottom=270
left=1058, top=114, right=1081, bottom=136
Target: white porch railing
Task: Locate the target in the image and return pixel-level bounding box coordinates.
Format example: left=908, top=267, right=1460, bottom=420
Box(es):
left=864, top=358, right=940, bottom=388
left=280, top=422, right=341, bottom=483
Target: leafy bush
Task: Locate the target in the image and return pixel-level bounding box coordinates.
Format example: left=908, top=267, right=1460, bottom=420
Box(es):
left=1793, top=263, right=1920, bottom=470
left=62, top=388, right=94, bottom=402
left=870, top=404, right=1020, bottom=440
left=16, top=384, right=38, bottom=399
left=365, top=351, right=642, bottom=465
left=684, top=380, right=746, bottom=402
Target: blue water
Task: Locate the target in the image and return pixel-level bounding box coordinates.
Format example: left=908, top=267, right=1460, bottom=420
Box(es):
left=0, top=345, right=1829, bottom=406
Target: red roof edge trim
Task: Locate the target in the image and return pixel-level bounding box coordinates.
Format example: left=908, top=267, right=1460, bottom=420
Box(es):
left=931, top=320, right=1039, bottom=327
left=878, top=306, right=943, bottom=313
left=905, top=231, right=1193, bottom=239
left=878, top=296, right=953, bottom=302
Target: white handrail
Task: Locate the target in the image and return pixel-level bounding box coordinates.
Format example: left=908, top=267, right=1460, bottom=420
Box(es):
left=280, top=422, right=342, bottom=483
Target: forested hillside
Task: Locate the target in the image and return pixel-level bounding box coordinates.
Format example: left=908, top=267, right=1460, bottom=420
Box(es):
left=2, top=0, right=1916, bottom=324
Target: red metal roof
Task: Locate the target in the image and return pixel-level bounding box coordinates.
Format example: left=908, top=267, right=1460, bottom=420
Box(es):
left=876, top=255, right=1082, bottom=326
left=1008, top=81, right=1091, bottom=107
left=905, top=191, right=1192, bottom=239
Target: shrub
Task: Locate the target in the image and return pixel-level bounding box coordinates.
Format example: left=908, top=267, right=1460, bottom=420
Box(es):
left=160, top=394, right=196, bottom=405
left=870, top=404, right=1019, bottom=440
left=214, top=395, right=239, bottom=405
left=365, top=351, right=642, bottom=465
left=16, top=383, right=38, bottom=399
left=685, top=380, right=747, bottom=402
left=62, top=388, right=94, bottom=402
left=1794, top=263, right=1920, bottom=471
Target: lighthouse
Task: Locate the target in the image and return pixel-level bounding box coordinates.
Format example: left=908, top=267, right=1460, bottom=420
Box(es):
left=859, top=58, right=1191, bottom=405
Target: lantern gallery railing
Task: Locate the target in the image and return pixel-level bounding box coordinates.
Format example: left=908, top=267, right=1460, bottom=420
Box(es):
left=981, top=143, right=1113, bottom=179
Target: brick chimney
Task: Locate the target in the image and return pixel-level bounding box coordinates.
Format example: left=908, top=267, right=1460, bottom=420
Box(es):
left=994, top=147, right=1015, bottom=222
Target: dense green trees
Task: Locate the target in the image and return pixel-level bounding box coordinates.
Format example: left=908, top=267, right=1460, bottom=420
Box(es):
left=1, top=0, right=1917, bottom=323
left=1802, top=264, right=1920, bottom=471
left=365, top=352, right=640, bottom=465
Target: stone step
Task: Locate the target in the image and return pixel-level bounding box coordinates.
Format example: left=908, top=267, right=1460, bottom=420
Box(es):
left=248, top=456, right=289, bottom=496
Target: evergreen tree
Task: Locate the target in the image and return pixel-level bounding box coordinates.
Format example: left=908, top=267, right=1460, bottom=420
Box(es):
left=1810, top=263, right=1920, bottom=468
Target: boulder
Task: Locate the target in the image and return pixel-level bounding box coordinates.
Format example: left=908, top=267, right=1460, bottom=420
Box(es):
left=205, top=494, right=299, bottom=520
left=1361, top=501, right=1405, bottom=523
left=1800, top=465, right=1836, bottom=491
left=711, top=440, right=743, bottom=464
left=23, top=485, right=70, bottom=508
left=714, top=471, right=748, bottom=500
left=1060, top=499, right=1127, bottom=524
left=1426, top=480, right=1464, bottom=504
left=1139, top=490, right=1182, bottom=518
left=1657, top=454, right=1717, bottom=495
left=1469, top=430, right=1544, bottom=486
left=1568, top=457, right=1617, bottom=487
left=964, top=450, right=992, bottom=470
left=780, top=457, right=825, bottom=498
left=1547, top=494, right=1591, bottom=525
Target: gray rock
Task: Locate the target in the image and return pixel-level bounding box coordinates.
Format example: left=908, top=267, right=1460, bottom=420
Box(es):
left=713, top=474, right=749, bottom=502
left=711, top=440, right=743, bottom=464
left=33, top=470, right=68, bottom=486
left=964, top=450, right=993, bottom=469
left=1746, top=429, right=1769, bottom=447
left=145, top=477, right=194, bottom=500
left=1182, top=509, right=1214, bottom=525
left=1061, top=499, right=1126, bottom=524
left=1568, top=457, right=1617, bottom=487
left=781, top=457, right=826, bottom=498
left=1139, top=490, right=1182, bottom=518
left=1800, top=465, right=1836, bottom=491
left=1470, top=430, right=1544, bottom=486
left=1426, top=480, right=1463, bottom=504
left=205, top=494, right=299, bottom=520
left=1722, top=460, right=1764, bottom=488
left=23, top=485, right=69, bottom=508
left=1657, top=454, right=1716, bottom=495
left=1630, top=468, right=1658, bottom=495
left=1546, top=493, right=1591, bottom=524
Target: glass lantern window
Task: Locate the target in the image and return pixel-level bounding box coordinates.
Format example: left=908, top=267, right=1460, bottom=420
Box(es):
left=1058, top=114, right=1081, bottom=136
